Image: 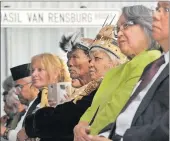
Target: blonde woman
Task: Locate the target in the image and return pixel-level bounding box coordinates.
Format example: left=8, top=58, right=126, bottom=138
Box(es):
left=15, top=53, right=71, bottom=141
left=30, top=53, right=70, bottom=107
left=31, top=53, right=70, bottom=88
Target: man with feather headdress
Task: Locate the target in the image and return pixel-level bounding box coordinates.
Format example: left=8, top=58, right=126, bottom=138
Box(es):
left=59, top=33, right=94, bottom=99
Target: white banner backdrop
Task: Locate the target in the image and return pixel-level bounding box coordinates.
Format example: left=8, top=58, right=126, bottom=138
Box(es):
left=1, top=9, right=121, bottom=27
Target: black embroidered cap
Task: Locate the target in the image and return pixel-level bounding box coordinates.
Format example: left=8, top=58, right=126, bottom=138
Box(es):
left=10, top=63, right=30, bottom=81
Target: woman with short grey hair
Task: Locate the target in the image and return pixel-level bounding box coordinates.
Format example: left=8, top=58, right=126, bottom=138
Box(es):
left=121, top=5, right=158, bottom=49
left=114, top=5, right=160, bottom=52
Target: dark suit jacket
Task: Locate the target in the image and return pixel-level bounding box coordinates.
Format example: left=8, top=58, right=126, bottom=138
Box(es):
left=25, top=89, right=97, bottom=141
left=100, top=63, right=169, bottom=141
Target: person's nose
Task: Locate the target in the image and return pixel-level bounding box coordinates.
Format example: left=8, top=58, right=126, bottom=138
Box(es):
left=67, top=58, right=74, bottom=67
left=117, top=30, right=124, bottom=46
left=89, top=59, right=94, bottom=68
left=152, top=9, right=161, bottom=22
left=31, top=69, right=38, bottom=77
left=117, top=28, right=124, bottom=39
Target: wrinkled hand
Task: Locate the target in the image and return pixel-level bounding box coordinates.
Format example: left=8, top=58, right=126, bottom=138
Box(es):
left=88, top=135, right=112, bottom=141
left=74, top=122, right=91, bottom=141
left=48, top=99, right=57, bottom=107
left=17, top=128, right=28, bottom=141
left=0, top=115, right=9, bottom=125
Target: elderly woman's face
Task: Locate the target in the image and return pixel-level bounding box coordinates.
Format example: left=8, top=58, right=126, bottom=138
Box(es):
left=117, top=14, right=149, bottom=58
left=67, top=49, right=90, bottom=80
left=31, top=62, right=49, bottom=88
left=89, top=50, right=113, bottom=80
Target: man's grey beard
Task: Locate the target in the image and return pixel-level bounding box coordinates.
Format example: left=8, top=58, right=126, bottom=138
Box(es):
left=18, top=94, right=30, bottom=106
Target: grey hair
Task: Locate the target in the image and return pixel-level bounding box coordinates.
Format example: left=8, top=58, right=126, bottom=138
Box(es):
left=5, top=87, right=20, bottom=113
left=90, top=48, right=121, bottom=66
left=2, top=76, right=15, bottom=92
left=122, top=5, right=159, bottom=50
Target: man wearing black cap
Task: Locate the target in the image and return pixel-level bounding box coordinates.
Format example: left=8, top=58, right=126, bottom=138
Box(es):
left=10, top=63, right=38, bottom=106
left=1, top=63, right=38, bottom=141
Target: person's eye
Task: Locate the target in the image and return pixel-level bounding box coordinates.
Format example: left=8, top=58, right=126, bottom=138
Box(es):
left=123, top=23, right=129, bottom=29
left=123, top=22, right=132, bottom=29
left=38, top=68, right=44, bottom=72
left=155, top=7, right=160, bottom=11
left=15, top=84, right=23, bottom=89
left=19, top=85, right=24, bottom=89
left=31, top=68, right=35, bottom=73
left=73, top=55, right=78, bottom=59
left=95, top=57, right=102, bottom=61
left=164, top=7, right=169, bottom=12
left=124, top=21, right=134, bottom=29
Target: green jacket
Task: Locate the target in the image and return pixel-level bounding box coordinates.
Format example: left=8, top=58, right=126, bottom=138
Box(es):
left=80, top=50, right=161, bottom=135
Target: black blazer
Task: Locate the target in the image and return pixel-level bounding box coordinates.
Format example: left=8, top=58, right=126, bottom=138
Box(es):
left=25, top=89, right=97, bottom=141
left=100, top=63, right=169, bottom=141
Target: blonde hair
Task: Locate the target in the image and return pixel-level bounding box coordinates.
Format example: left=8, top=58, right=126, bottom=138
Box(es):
left=31, top=53, right=70, bottom=84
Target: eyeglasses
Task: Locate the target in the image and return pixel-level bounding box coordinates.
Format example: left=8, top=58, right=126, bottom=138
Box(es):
left=114, top=20, right=136, bottom=38
left=14, top=82, right=32, bottom=94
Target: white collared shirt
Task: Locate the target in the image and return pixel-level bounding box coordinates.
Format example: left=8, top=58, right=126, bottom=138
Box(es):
left=115, top=52, right=169, bottom=137
left=99, top=52, right=169, bottom=139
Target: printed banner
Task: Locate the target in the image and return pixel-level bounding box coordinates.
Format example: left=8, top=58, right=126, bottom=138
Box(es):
left=1, top=8, right=121, bottom=27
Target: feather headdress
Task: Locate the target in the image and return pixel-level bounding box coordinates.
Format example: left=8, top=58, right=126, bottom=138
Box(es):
left=59, top=32, right=93, bottom=53
left=59, top=33, right=80, bottom=52
left=91, top=15, right=128, bottom=64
